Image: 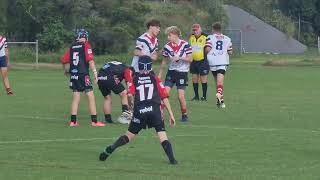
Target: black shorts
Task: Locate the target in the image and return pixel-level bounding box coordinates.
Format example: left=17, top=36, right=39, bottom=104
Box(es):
left=190, top=60, right=209, bottom=76
left=128, top=104, right=165, bottom=134
left=97, top=74, right=125, bottom=97
left=164, top=70, right=188, bottom=89
left=69, top=74, right=93, bottom=92
left=212, top=69, right=226, bottom=77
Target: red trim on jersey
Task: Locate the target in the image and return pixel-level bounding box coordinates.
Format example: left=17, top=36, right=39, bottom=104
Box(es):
left=61, top=48, right=71, bottom=64
left=155, top=76, right=169, bottom=99
left=168, top=40, right=184, bottom=53
left=127, top=81, right=136, bottom=96
left=124, top=67, right=134, bottom=83
left=144, top=33, right=156, bottom=46
left=84, top=42, right=94, bottom=62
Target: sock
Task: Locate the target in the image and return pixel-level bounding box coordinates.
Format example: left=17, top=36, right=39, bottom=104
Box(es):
left=105, top=114, right=112, bottom=122
left=193, top=83, right=199, bottom=98
left=202, top=83, right=207, bottom=98
left=91, top=115, right=97, bottom=123
left=122, top=105, right=129, bottom=112
left=217, top=84, right=224, bottom=95
left=109, top=135, right=129, bottom=152
left=161, top=140, right=176, bottom=162
left=71, top=115, right=77, bottom=123
left=181, top=108, right=187, bottom=115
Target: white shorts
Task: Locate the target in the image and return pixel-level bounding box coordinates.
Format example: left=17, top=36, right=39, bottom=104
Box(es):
left=210, top=65, right=228, bottom=72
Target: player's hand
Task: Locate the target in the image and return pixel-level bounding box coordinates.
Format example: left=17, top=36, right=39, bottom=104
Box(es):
left=64, top=71, right=70, bottom=77
left=151, top=52, right=158, bottom=61
left=169, top=115, right=176, bottom=127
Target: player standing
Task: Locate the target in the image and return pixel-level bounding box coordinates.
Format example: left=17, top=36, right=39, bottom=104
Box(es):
left=0, top=35, right=13, bottom=95
left=97, top=61, right=134, bottom=124
left=159, top=26, right=192, bottom=122
left=131, top=19, right=161, bottom=73
left=189, top=24, right=209, bottom=101
left=99, top=56, right=178, bottom=165
left=205, top=23, right=233, bottom=108
left=61, top=29, right=105, bottom=126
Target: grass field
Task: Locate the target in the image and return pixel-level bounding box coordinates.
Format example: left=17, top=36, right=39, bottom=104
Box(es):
left=0, top=56, right=320, bottom=180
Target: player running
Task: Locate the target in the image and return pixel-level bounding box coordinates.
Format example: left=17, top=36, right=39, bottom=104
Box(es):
left=159, top=26, right=192, bottom=122
left=97, top=61, right=134, bottom=124
left=61, top=29, right=105, bottom=127
left=205, top=23, right=233, bottom=108
left=0, top=35, right=13, bottom=95
left=189, top=24, right=209, bottom=101
left=131, top=19, right=161, bottom=73
left=99, top=56, right=178, bottom=165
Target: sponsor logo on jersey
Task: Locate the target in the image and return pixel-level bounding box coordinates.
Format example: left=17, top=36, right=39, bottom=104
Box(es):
left=138, top=76, right=151, bottom=84
left=71, top=69, right=78, bottom=73
left=71, top=75, right=79, bottom=80
left=139, top=106, right=153, bottom=114
left=98, top=76, right=108, bottom=80
left=72, top=45, right=83, bottom=49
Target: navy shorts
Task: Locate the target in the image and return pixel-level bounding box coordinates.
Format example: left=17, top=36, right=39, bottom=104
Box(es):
left=164, top=70, right=188, bottom=90
left=0, top=56, right=7, bottom=68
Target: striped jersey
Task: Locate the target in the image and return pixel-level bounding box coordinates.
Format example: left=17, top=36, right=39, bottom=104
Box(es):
left=132, top=33, right=158, bottom=72
left=205, top=33, right=232, bottom=66
left=0, top=36, right=8, bottom=57
left=162, top=40, right=192, bottom=72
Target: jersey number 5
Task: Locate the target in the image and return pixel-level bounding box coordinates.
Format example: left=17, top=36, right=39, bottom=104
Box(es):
left=137, top=84, right=154, bottom=101
left=72, top=52, right=80, bottom=66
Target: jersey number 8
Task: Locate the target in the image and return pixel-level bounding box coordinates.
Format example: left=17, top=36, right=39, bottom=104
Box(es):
left=216, top=41, right=223, bottom=51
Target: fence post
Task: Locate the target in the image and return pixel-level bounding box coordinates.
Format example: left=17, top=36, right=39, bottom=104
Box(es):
left=36, top=40, right=39, bottom=70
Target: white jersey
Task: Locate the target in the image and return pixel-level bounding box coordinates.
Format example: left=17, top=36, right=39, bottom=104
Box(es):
left=162, top=40, right=192, bottom=72
left=132, top=33, right=158, bottom=72
left=0, top=36, right=8, bottom=57
left=205, top=33, right=232, bottom=66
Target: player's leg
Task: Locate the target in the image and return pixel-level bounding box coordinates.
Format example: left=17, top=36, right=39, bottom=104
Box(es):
left=199, top=60, right=210, bottom=101
left=99, top=113, right=143, bottom=161
left=98, top=77, right=113, bottom=123
left=216, top=70, right=226, bottom=108
left=164, top=70, right=174, bottom=95
left=86, top=90, right=105, bottom=126
left=70, top=91, right=80, bottom=126
left=0, top=57, right=13, bottom=95
left=190, top=61, right=200, bottom=101
left=103, top=95, right=113, bottom=123
left=177, top=88, right=188, bottom=122
left=157, top=131, right=178, bottom=164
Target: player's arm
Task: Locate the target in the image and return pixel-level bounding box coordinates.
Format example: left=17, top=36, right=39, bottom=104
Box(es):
left=5, top=43, right=10, bottom=67
left=61, top=48, right=71, bottom=76
left=158, top=57, right=168, bottom=79
left=133, top=48, right=144, bottom=57
left=227, top=42, right=233, bottom=55
left=150, top=50, right=158, bottom=61
left=127, top=80, right=136, bottom=111
left=155, top=76, right=175, bottom=126
left=204, top=36, right=212, bottom=55
left=89, top=61, right=98, bottom=83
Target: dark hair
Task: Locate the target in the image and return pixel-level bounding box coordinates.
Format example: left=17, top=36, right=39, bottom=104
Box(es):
left=212, top=22, right=222, bottom=32
left=146, top=19, right=161, bottom=29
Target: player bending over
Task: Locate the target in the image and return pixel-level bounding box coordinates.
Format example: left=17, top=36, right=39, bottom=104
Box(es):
left=99, top=56, right=178, bottom=165
left=97, top=61, right=134, bottom=124
left=159, top=26, right=192, bottom=122
left=61, top=29, right=105, bottom=127
left=205, top=23, right=232, bottom=108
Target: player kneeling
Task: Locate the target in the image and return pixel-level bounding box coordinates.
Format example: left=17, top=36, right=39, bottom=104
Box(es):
left=99, top=56, right=178, bottom=165
left=97, top=61, right=134, bottom=124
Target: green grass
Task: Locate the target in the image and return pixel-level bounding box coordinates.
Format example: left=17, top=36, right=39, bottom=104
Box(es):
left=1, top=56, right=320, bottom=180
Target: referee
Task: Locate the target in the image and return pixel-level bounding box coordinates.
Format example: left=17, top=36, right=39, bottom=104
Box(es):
left=189, top=24, right=209, bottom=101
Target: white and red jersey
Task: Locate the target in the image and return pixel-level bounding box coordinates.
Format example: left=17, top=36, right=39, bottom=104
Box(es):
left=132, top=33, right=159, bottom=72
left=162, top=39, right=192, bottom=72
left=205, top=33, right=232, bottom=66
left=0, top=36, right=8, bottom=57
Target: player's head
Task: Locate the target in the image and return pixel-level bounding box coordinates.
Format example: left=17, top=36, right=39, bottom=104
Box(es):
left=192, top=23, right=202, bottom=37
left=146, top=19, right=161, bottom=37
left=138, top=55, right=152, bottom=74
left=76, top=29, right=89, bottom=42
left=212, top=22, right=222, bottom=34
left=165, top=26, right=181, bottom=43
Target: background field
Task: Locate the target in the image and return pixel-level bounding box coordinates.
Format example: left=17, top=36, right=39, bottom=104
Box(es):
left=0, top=55, right=320, bottom=180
